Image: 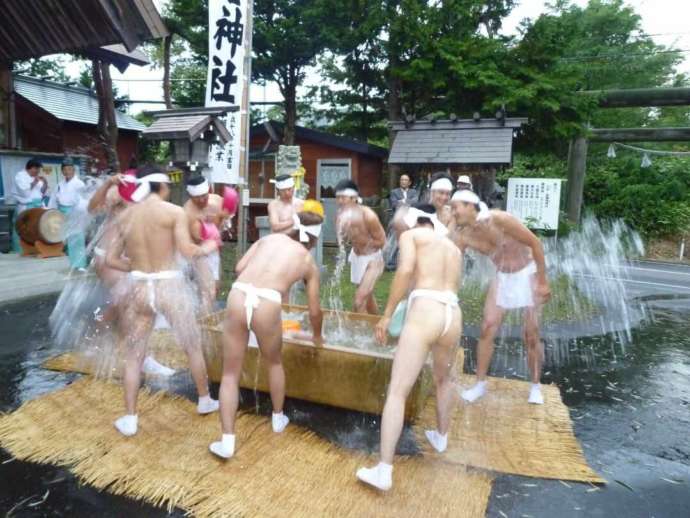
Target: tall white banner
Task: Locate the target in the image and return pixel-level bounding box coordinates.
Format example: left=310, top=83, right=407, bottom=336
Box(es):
left=205, top=0, right=249, bottom=184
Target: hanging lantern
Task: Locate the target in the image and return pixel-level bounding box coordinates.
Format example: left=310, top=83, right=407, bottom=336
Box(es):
left=641, top=153, right=652, bottom=168
left=607, top=144, right=617, bottom=158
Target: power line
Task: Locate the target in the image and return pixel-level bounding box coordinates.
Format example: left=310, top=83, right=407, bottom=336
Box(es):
left=559, top=48, right=690, bottom=63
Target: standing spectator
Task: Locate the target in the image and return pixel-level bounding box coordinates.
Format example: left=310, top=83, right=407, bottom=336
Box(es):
left=10, top=158, right=47, bottom=252
left=386, top=174, right=419, bottom=270
left=456, top=175, right=473, bottom=192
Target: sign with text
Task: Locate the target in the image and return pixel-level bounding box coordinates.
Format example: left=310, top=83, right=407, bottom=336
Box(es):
left=506, top=178, right=562, bottom=230
left=205, top=0, right=248, bottom=184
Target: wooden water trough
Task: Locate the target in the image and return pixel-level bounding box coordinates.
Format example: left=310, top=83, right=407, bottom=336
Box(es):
left=202, top=304, right=435, bottom=421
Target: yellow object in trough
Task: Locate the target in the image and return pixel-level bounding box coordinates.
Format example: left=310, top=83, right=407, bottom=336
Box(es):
left=302, top=199, right=324, bottom=218
left=282, top=319, right=301, bottom=333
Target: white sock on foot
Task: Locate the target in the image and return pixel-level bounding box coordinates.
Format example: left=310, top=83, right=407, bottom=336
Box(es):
left=425, top=430, right=448, bottom=453
left=114, top=414, right=138, bottom=436
left=528, top=383, right=544, bottom=405
left=272, top=412, right=289, bottom=433
left=209, top=433, right=235, bottom=459
left=197, top=395, right=219, bottom=414
left=356, top=462, right=393, bottom=491
left=461, top=380, right=488, bottom=403
left=142, top=356, right=175, bottom=377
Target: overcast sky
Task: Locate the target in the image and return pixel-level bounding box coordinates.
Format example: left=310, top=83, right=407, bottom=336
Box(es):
left=90, top=0, right=690, bottom=114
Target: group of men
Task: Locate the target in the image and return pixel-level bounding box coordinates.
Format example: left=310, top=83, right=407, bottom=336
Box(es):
left=10, top=157, right=87, bottom=269
left=43, top=161, right=550, bottom=494
left=200, top=170, right=550, bottom=494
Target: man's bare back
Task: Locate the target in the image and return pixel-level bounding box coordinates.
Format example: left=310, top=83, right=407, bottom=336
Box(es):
left=236, top=233, right=317, bottom=296
left=406, top=227, right=462, bottom=291
left=109, top=195, right=213, bottom=273
left=456, top=211, right=533, bottom=273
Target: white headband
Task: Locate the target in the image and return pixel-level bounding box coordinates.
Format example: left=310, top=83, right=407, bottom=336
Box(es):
left=126, top=173, right=171, bottom=203
left=292, top=213, right=322, bottom=242
left=451, top=189, right=491, bottom=221
left=187, top=179, right=209, bottom=197
left=403, top=207, right=448, bottom=236
left=271, top=177, right=295, bottom=190
left=336, top=188, right=358, bottom=197
left=430, top=178, right=453, bottom=192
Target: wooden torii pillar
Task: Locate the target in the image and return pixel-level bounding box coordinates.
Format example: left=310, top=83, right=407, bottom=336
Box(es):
left=567, top=87, right=690, bottom=223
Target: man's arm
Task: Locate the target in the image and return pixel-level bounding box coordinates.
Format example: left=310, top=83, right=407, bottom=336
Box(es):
left=268, top=200, right=296, bottom=233
left=173, top=208, right=217, bottom=259
left=375, top=231, right=416, bottom=343
left=408, top=189, right=419, bottom=205
left=88, top=174, right=124, bottom=214
left=303, top=254, right=323, bottom=345
left=235, top=240, right=260, bottom=274
left=364, top=207, right=387, bottom=250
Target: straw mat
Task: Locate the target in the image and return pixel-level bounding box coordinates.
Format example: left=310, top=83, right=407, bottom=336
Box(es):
left=415, top=375, right=605, bottom=483
left=0, top=378, right=492, bottom=517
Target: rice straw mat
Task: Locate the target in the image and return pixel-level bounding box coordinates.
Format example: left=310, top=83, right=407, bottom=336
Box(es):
left=414, top=375, right=605, bottom=483
left=0, top=378, right=493, bottom=517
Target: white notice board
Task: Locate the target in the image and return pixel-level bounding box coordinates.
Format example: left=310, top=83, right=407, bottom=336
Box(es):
left=506, top=178, right=562, bottom=230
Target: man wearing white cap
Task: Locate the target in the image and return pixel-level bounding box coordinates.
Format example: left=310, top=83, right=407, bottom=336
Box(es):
left=184, top=176, right=231, bottom=313
left=456, top=174, right=473, bottom=191
left=450, top=189, right=551, bottom=405
left=335, top=179, right=386, bottom=314
left=209, top=206, right=324, bottom=459
left=268, top=173, right=305, bottom=234
left=106, top=165, right=220, bottom=437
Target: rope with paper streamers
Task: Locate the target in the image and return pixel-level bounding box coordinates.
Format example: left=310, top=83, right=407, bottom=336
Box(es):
left=607, top=142, right=690, bottom=168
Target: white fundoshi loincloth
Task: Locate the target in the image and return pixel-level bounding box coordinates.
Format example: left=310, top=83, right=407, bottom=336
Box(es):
left=130, top=270, right=183, bottom=313
left=231, top=281, right=282, bottom=330
left=348, top=249, right=383, bottom=285
left=495, top=261, right=537, bottom=310
left=408, top=289, right=459, bottom=337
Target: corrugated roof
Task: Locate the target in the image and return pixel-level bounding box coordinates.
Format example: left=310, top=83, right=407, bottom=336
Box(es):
left=14, top=76, right=146, bottom=132
left=0, top=0, right=168, bottom=61
left=389, top=127, right=516, bottom=165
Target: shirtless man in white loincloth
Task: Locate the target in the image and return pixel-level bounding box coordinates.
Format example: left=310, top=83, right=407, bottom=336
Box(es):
left=183, top=176, right=231, bottom=314
left=451, top=189, right=551, bottom=405
left=209, top=208, right=324, bottom=459
left=105, top=165, right=220, bottom=436
left=335, top=179, right=386, bottom=314
left=88, top=170, right=174, bottom=377
left=268, top=174, right=305, bottom=234
left=356, top=204, right=461, bottom=491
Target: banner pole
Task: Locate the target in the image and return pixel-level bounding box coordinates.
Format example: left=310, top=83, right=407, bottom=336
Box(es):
left=237, top=0, right=254, bottom=254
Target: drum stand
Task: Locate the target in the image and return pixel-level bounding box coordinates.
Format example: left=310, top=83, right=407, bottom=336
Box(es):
left=19, top=239, right=65, bottom=259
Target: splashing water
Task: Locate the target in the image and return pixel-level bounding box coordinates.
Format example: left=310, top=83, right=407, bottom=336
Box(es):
left=463, top=216, right=647, bottom=377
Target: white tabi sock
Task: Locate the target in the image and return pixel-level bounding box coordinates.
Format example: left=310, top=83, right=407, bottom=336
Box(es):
left=142, top=356, right=175, bottom=377
left=197, top=395, right=220, bottom=414
left=209, top=433, right=235, bottom=459
left=272, top=412, right=290, bottom=433
left=356, top=462, right=393, bottom=491
left=425, top=430, right=448, bottom=453
left=461, top=380, right=488, bottom=403
left=528, top=383, right=544, bottom=405
left=114, top=414, right=138, bottom=437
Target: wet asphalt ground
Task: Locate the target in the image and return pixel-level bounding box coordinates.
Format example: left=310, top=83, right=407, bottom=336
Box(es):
left=1, top=261, right=689, bottom=517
